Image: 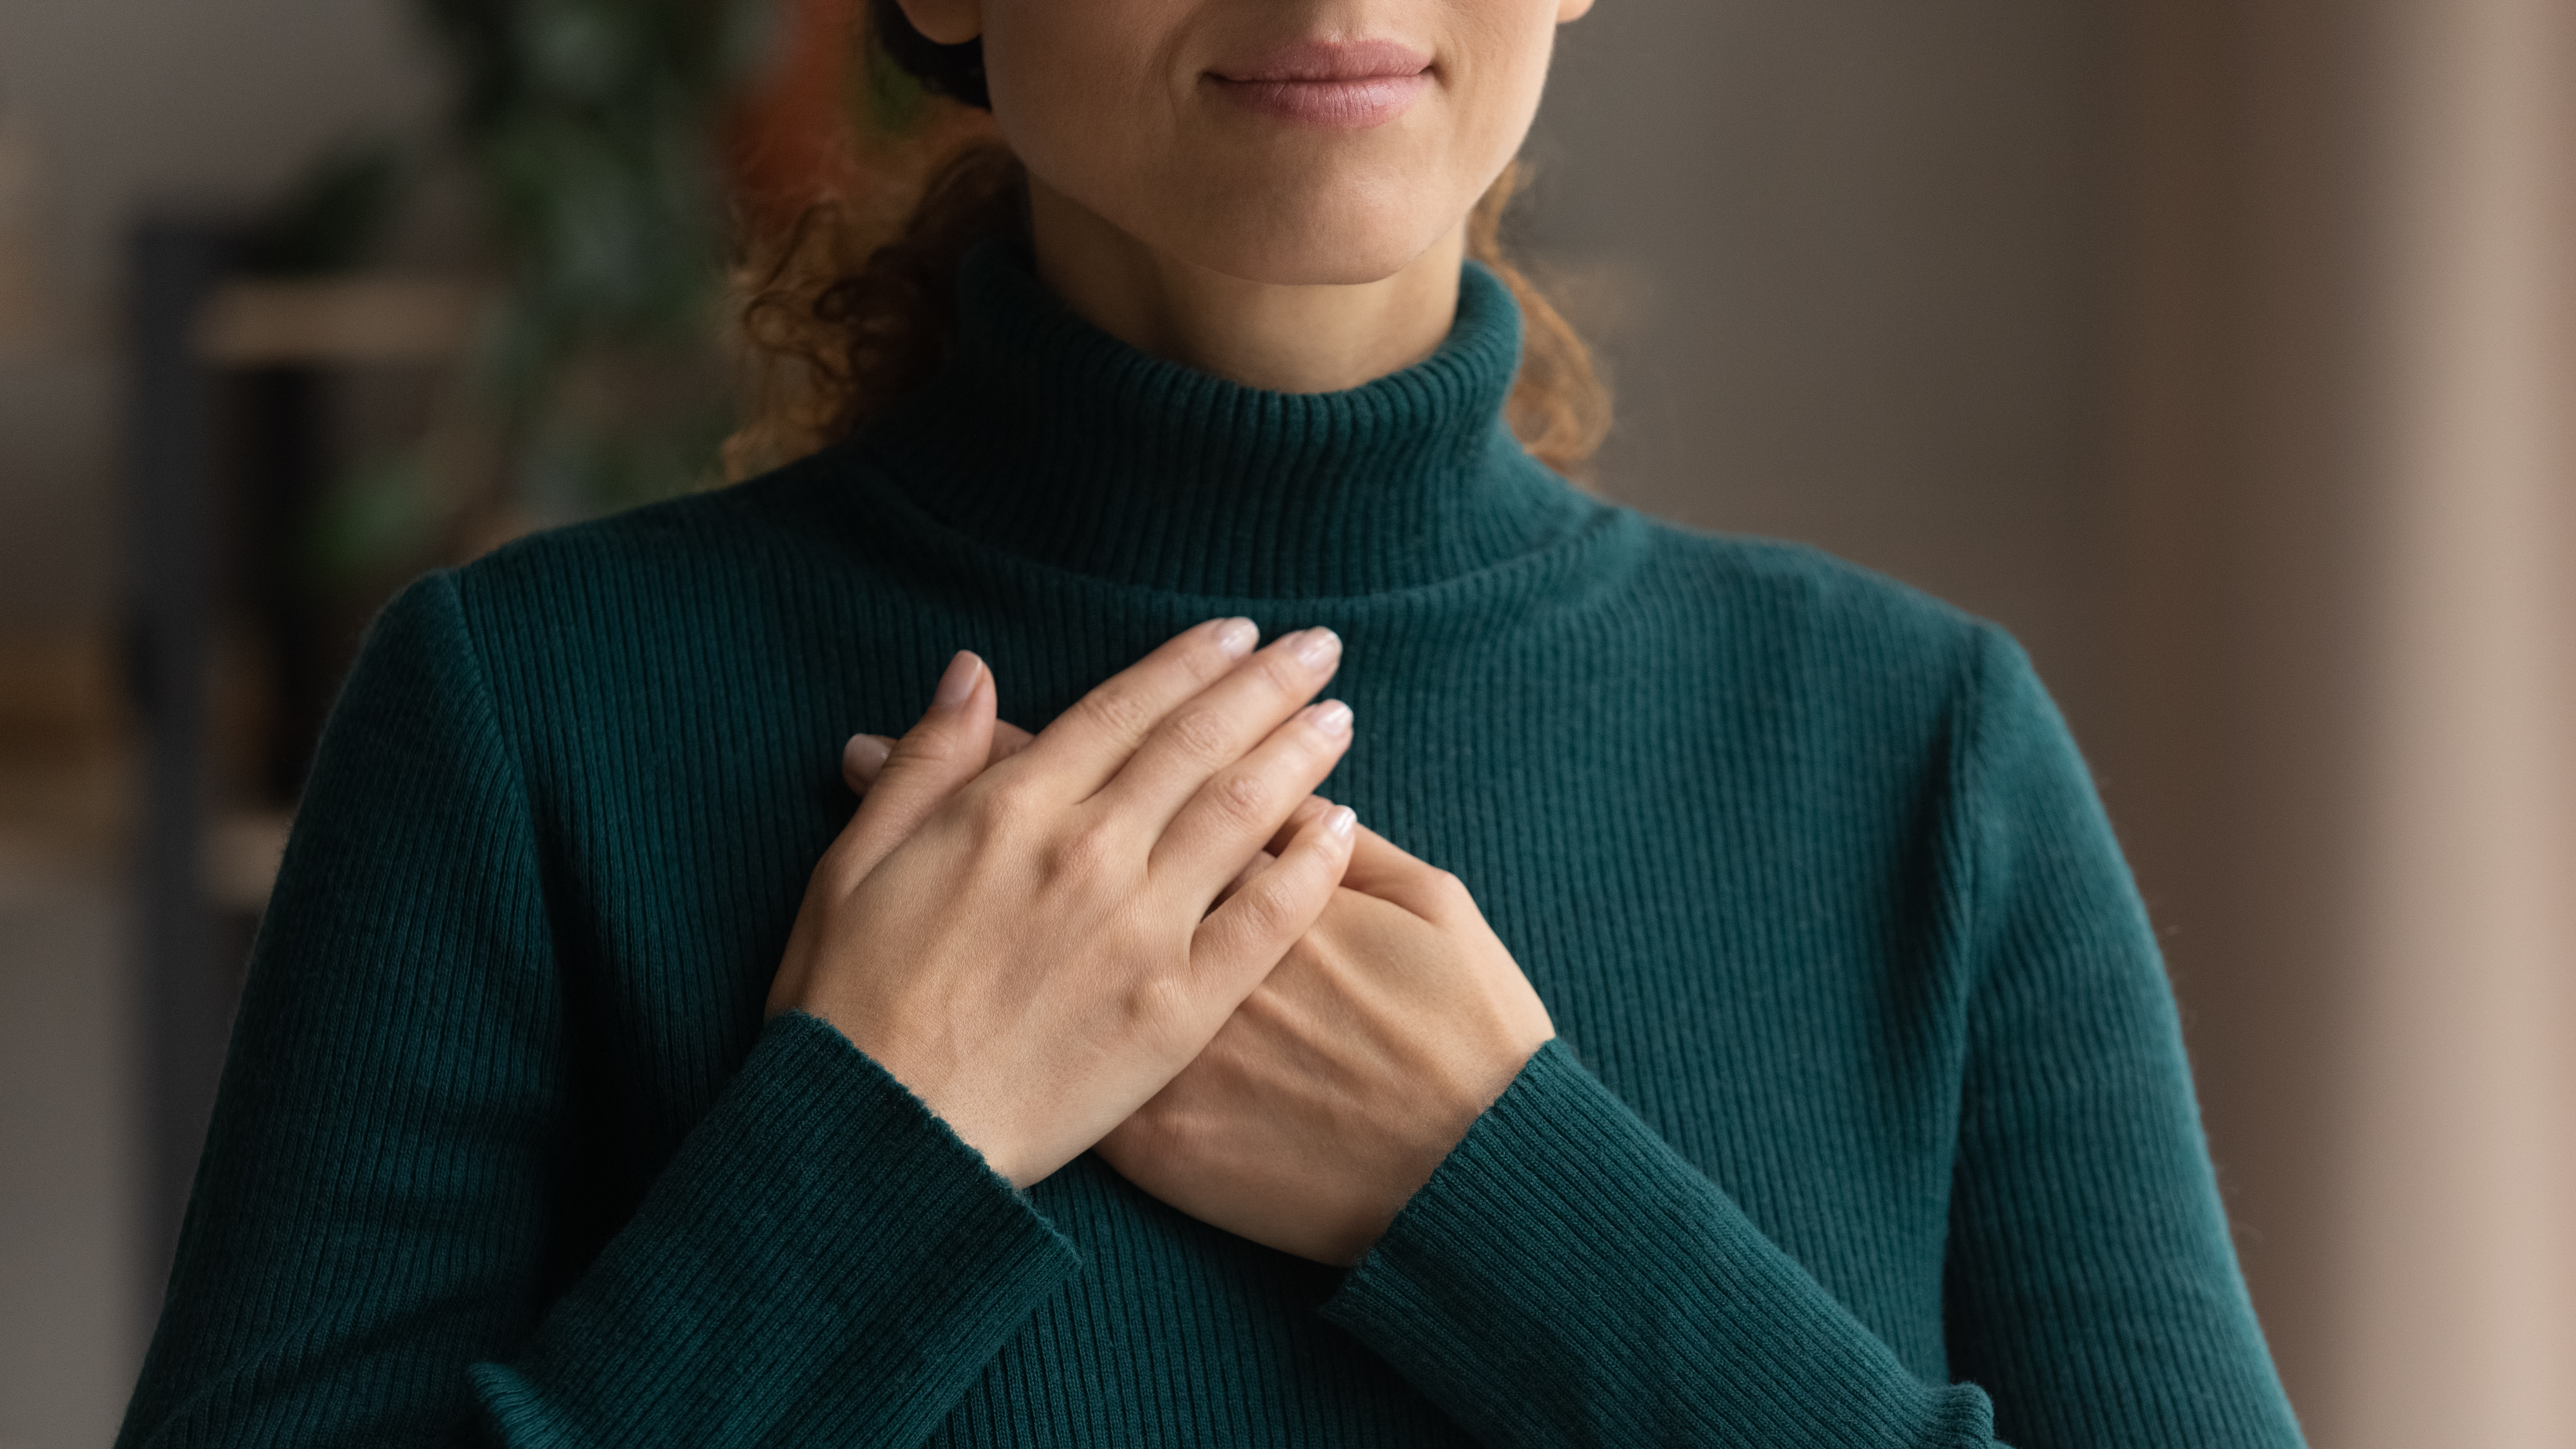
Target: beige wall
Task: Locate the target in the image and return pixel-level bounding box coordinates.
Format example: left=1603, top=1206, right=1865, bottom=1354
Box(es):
left=1549, top=0, right=2576, bottom=1441
left=2112, top=0, right=2576, bottom=1441
left=1531, top=0, right=2115, bottom=734
left=2336, top=0, right=2576, bottom=1438
left=2106, top=0, right=2383, bottom=1419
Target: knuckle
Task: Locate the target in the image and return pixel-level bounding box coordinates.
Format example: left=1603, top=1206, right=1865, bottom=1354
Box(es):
left=1165, top=707, right=1235, bottom=766
left=1047, top=816, right=1125, bottom=882
left=1231, top=874, right=1304, bottom=940
left=883, top=743, right=960, bottom=785
left=1075, top=684, right=1156, bottom=748
left=1122, top=971, right=1198, bottom=1041
left=1209, top=770, right=1272, bottom=827
left=899, top=712, right=975, bottom=763
left=1251, top=647, right=1307, bottom=698
left=965, top=779, right=1035, bottom=839
left=878, top=755, right=954, bottom=800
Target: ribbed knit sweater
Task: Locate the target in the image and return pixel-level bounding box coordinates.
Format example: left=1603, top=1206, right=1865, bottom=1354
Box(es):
left=120, top=241, right=2305, bottom=1449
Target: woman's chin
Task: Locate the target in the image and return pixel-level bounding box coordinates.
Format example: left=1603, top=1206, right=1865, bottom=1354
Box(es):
left=1181, top=239, right=1429, bottom=289
left=1155, top=192, right=1459, bottom=288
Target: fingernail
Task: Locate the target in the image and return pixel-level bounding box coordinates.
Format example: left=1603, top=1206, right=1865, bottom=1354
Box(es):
left=1309, top=700, right=1353, bottom=737
left=843, top=733, right=891, bottom=783
left=1293, top=627, right=1342, bottom=670
left=934, top=651, right=983, bottom=709
left=1326, top=806, right=1357, bottom=839
left=1214, top=617, right=1258, bottom=659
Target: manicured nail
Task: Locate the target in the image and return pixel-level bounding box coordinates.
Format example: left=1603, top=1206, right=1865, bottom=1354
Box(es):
left=843, top=733, right=891, bottom=783
left=1214, top=617, right=1258, bottom=659
left=1309, top=700, right=1353, bottom=737
left=1326, top=806, right=1357, bottom=839
left=1293, top=627, right=1342, bottom=670
left=934, top=651, right=983, bottom=709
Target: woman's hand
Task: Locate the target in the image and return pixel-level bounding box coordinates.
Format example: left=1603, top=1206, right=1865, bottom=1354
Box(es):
left=1091, top=805, right=1555, bottom=1264
left=766, top=619, right=1361, bottom=1190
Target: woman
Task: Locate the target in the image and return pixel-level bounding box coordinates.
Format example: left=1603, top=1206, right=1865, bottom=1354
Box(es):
left=118, top=0, right=2306, bottom=1444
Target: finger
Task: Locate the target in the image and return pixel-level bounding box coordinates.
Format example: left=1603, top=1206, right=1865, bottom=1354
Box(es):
left=1214, top=794, right=1333, bottom=910
left=1190, top=801, right=1358, bottom=997
left=841, top=733, right=894, bottom=792
left=1211, top=849, right=1274, bottom=910
left=841, top=718, right=1036, bottom=794
left=821, top=650, right=995, bottom=890
left=1336, top=822, right=1471, bottom=920
left=1011, top=617, right=1261, bottom=799
left=1253, top=794, right=1336, bottom=859
left=988, top=719, right=1037, bottom=765
left=1149, top=699, right=1354, bottom=903
left=1095, top=627, right=1343, bottom=829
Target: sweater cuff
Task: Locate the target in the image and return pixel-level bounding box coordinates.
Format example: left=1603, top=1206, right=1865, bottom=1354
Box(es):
left=473, top=1011, right=1078, bottom=1447
left=1321, top=1039, right=1993, bottom=1448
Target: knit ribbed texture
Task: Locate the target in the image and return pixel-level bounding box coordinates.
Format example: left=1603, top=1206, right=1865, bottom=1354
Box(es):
left=864, top=240, right=1594, bottom=598
left=120, top=243, right=2304, bottom=1447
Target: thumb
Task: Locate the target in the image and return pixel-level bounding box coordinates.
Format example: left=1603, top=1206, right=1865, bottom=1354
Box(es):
left=821, top=651, right=996, bottom=891
left=842, top=717, right=1036, bottom=793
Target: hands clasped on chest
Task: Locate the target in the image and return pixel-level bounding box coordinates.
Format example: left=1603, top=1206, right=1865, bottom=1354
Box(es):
left=765, top=618, right=1556, bottom=1267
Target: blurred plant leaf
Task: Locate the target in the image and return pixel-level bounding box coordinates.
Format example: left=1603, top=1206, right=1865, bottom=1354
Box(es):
left=415, top=0, right=770, bottom=518
left=304, top=447, right=447, bottom=583
left=861, top=37, right=929, bottom=138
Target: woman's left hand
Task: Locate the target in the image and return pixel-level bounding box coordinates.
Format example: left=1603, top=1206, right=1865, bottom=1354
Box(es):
left=843, top=735, right=1555, bottom=1266
left=1094, top=799, right=1555, bottom=1265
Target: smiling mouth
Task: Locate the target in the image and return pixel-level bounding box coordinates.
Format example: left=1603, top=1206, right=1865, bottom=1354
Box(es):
left=1207, top=40, right=1434, bottom=130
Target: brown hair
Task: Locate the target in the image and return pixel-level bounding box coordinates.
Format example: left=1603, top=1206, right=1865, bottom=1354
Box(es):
left=727, top=140, right=1611, bottom=485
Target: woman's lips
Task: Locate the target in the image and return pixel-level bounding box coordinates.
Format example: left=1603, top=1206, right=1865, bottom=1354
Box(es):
left=1208, top=40, right=1434, bottom=129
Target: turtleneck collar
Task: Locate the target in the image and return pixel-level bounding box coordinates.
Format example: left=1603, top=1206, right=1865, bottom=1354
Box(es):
left=857, top=237, right=1592, bottom=599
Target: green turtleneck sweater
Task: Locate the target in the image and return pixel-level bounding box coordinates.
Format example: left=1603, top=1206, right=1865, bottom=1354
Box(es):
left=120, top=242, right=2304, bottom=1449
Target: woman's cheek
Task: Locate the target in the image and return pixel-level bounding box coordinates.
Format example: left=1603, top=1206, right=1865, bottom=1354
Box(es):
left=1438, top=0, right=1564, bottom=172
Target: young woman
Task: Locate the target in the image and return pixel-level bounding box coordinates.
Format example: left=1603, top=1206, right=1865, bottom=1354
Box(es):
left=118, top=0, right=2307, bottom=1445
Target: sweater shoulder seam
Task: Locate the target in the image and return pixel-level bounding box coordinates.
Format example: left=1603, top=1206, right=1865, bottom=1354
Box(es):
left=423, top=567, right=552, bottom=920
left=1949, top=622, right=2011, bottom=995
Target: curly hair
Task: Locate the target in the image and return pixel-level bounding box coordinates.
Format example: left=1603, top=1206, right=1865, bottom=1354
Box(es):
left=725, top=5, right=1611, bottom=483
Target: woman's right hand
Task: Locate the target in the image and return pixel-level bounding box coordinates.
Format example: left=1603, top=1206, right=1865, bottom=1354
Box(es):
left=765, top=619, right=1360, bottom=1189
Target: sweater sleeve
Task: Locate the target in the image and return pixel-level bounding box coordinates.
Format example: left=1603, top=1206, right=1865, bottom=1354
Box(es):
left=1930, top=629, right=2303, bottom=1445
left=1319, top=626, right=2306, bottom=1448
left=115, top=573, right=1079, bottom=1449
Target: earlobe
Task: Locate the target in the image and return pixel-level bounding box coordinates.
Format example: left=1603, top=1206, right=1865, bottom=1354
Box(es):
left=895, top=0, right=982, bottom=47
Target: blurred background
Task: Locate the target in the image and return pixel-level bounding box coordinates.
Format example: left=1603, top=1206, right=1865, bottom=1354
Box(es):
left=0, top=0, right=2567, bottom=1445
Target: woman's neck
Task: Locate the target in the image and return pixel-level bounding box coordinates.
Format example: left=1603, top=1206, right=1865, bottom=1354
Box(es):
left=1026, top=174, right=1465, bottom=396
